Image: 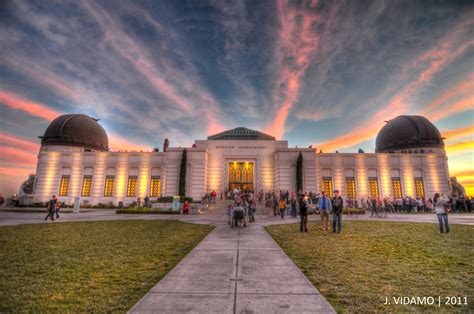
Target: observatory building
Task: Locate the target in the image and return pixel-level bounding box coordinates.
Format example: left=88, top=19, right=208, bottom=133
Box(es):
left=24, top=114, right=450, bottom=205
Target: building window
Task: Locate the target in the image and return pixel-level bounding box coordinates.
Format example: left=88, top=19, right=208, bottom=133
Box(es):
left=414, top=177, right=425, bottom=198
left=104, top=176, right=115, bottom=197
left=368, top=177, right=379, bottom=199
left=59, top=175, right=70, bottom=196
left=391, top=177, right=402, bottom=198
left=81, top=175, right=92, bottom=197
left=322, top=177, right=333, bottom=196
left=127, top=176, right=138, bottom=197
left=345, top=177, right=357, bottom=199
left=150, top=176, right=161, bottom=197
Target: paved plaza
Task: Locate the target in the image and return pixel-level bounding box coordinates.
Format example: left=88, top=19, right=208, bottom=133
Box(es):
left=1, top=206, right=473, bottom=313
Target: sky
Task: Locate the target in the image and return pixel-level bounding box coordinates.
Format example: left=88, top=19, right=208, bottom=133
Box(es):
left=0, top=0, right=473, bottom=196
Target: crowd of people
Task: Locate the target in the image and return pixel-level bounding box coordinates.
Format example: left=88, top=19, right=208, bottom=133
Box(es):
left=223, top=188, right=470, bottom=234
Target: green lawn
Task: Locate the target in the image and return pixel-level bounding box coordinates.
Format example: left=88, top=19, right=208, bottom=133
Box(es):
left=0, top=220, right=213, bottom=312
left=266, top=221, right=473, bottom=313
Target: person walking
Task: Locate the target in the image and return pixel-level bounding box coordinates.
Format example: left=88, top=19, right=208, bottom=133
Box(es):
left=55, top=201, right=61, bottom=219
left=434, top=193, right=450, bottom=233
left=290, top=197, right=297, bottom=218
left=317, top=191, right=332, bottom=230
left=299, top=194, right=308, bottom=233
left=331, top=190, right=343, bottom=233
left=279, top=197, right=287, bottom=219
left=44, top=195, right=57, bottom=221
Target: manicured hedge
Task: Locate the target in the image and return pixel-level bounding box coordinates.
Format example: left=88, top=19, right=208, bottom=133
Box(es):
left=155, top=196, right=193, bottom=203
left=116, top=208, right=178, bottom=215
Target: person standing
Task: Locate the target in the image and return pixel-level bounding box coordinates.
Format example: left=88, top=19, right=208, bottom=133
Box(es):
left=45, top=195, right=57, bottom=221
left=290, top=197, right=298, bottom=218
left=279, top=197, right=287, bottom=219
left=434, top=193, right=450, bottom=233
left=317, top=192, right=332, bottom=230
left=182, top=200, right=190, bottom=215
left=226, top=204, right=233, bottom=225
left=299, top=194, right=308, bottom=233
left=331, top=190, right=344, bottom=233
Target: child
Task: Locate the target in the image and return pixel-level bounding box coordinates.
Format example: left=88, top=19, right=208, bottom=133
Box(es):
left=227, top=204, right=233, bottom=225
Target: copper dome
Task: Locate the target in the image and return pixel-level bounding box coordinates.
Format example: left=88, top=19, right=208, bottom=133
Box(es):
left=40, top=114, right=109, bottom=151
left=375, top=115, right=444, bottom=152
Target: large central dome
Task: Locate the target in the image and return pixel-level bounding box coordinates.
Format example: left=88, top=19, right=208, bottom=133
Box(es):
left=208, top=127, right=275, bottom=141
left=375, top=115, right=444, bottom=152
left=40, top=114, right=109, bottom=151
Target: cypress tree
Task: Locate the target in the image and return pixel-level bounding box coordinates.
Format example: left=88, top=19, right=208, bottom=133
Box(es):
left=179, top=149, right=187, bottom=197
left=296, top=152, right=303, bottom=192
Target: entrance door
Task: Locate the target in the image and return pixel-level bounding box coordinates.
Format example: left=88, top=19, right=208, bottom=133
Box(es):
left=229, top=162, right=254, bottom=191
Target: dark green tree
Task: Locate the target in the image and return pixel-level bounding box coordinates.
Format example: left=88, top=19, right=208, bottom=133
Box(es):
left=179, top=149, right=187, bottom=197
left=296, top=152, right=303, bottom=192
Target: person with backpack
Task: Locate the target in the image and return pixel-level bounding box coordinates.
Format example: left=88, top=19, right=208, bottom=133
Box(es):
left=331, top=190, right=344, bottom=233
left=299, top=194, right=309, bottom=233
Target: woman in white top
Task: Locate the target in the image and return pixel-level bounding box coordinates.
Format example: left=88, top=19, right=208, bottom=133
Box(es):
left=433, top=193, right=450, bottom=233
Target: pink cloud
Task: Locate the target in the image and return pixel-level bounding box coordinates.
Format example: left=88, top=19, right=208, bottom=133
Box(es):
left=0, top=167, right=35, bottom=177
left=0, top=91, right=60, bottom=121
left=0, top=132, right=40, bottom=152
left=0, top=147, right=37, bottom=166
left=315, top=20, right=473, bottom=151
left=265, top=2, right=321, bottom=139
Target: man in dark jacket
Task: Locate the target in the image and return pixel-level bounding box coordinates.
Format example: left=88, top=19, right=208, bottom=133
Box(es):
left=45, top=195, right=57, bottom=221
left=299, top=195, right=308, bottom=233
left=332, top=190, right=344, bottom=233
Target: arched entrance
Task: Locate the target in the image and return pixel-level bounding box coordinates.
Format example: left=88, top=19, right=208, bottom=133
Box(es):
left=228, top=162, right=254, bottom=191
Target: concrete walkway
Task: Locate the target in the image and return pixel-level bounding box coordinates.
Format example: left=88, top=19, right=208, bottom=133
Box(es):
left=129, top=223, right=335, bottom=313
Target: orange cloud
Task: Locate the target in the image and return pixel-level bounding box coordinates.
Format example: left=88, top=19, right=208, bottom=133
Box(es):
left=0, top=91, right=60, bottom=121
left=427, top=97, right=474, bottom=122
left=314, top=22, right=473, bottom=152
left=442, top=125, right=474, bottom=142
left=420, top=76, right=474, bottom=115
left=445, top=140, right=474, bottom=155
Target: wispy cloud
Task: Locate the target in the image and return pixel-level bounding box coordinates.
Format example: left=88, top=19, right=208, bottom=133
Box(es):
left=265, top=0, right=322, bottom=139
left=0, top=91, right=60, bottom=121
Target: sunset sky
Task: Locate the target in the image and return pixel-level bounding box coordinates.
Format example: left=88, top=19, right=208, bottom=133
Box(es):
left=0, top=0, right=473, bottom=196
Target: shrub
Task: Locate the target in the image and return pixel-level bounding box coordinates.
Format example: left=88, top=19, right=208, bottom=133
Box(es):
left=156, top=196, right=193, bottom=203
left=116, top=207, right=177, bottom=215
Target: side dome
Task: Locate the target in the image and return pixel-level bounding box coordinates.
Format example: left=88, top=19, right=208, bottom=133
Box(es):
left=40, top=114, right=109, bottom=151
left=375, top=115, right=444, bottom=152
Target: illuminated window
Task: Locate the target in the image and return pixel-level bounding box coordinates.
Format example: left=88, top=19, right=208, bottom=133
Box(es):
left=127, top=176, right=138, bottom=197
left=345, top=177, right=357, bottom=199
left=368, top=177, right=379, bottom=198
left=414, top=177, right=425, bottom=198
left=104, top=176, right=115, bottom=197
left=322, top=177, right=333, bottom=196
left=59, top=175, right=70, bottom=196
left=391, top=177, right=402, bottom=198
left=81, top=175, right=92, bottom=197
left=149, top=176, right=161, bottom=197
